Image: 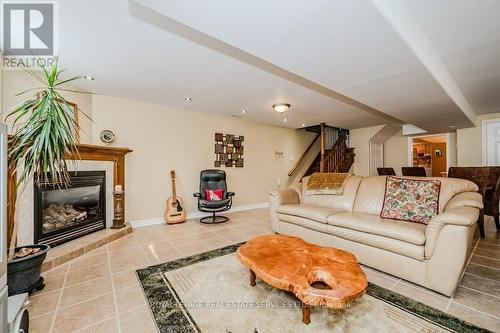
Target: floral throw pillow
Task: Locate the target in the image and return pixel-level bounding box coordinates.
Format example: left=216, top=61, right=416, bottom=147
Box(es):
left=380, top=177, right=441, bottom=224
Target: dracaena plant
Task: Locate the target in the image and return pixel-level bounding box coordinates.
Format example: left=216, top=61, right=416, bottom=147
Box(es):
left=6, top=60, right=91, bottom=259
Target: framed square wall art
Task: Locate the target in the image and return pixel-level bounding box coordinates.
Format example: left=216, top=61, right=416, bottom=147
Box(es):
left=214, top=132, right=244, bottom=167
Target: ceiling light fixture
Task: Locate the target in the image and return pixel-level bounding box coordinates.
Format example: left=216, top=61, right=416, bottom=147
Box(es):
left=83, top=76, right=95, bottom=81
left=273, top=103, right=291, bottom=113
left=283, top=118, right=288, bottom=122
left=184, top=97, right=192, bottom=101
left=241, top=109, right=247, bottom=114
left=302, top=123, right=306, bottom=127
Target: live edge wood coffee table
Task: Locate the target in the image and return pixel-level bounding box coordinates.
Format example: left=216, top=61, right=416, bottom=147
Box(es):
left=236, top=235, right=367, bottom=325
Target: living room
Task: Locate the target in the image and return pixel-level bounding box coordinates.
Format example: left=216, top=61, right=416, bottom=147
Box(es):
left=0, top=1, right=499, bottom=332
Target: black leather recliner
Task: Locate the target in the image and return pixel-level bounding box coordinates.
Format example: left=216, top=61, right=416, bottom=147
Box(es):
left=193, top=169, right=234, bottom=224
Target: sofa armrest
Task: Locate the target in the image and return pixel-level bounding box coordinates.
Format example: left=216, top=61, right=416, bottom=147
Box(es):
left=269, top=188, right=300, bottom=206
left=425, top=206, right=479, bottom=258
left=444, top=192, right=483, bottom=211
left=269, top=187, right=301, bottom=233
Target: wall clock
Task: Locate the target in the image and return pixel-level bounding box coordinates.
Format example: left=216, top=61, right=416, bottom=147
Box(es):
left=99, top=129, right=115, bottom=144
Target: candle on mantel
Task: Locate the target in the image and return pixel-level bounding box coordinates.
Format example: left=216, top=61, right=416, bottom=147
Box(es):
left=114, top=184, right=123, bottom=193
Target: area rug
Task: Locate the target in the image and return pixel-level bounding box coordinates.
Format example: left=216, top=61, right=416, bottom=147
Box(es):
left=136, top=243, right=491, bottom=333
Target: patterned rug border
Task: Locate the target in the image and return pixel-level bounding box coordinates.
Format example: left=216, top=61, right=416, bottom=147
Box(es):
left=136, top=243, right=492, bottom=333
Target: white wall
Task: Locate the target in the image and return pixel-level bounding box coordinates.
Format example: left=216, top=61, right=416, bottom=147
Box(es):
left=349, top=125, right=384, bottom=176
left=457, top=113, right=500, bottom=166
left=90, top=95, right=314, bottom=222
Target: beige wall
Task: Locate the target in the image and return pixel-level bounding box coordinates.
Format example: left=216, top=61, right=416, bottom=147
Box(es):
left=91, top=95, right=314, bottom=222
left=349, top=125, right=384, bottom=176
left=449, top=132, right=458, bottom=168
left=457, top=113, right=500, bottom=166
left=1, top=71, right=93, bottom=143
left=352, top=115, right=495, bottom=175
left=384, top=130, right=408, bottom=176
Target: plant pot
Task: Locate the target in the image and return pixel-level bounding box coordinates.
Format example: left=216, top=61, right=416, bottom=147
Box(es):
left=7, top=244, right=50, bottom=296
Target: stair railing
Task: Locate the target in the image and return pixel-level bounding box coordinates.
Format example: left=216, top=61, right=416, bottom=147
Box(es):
left=323, top=131, right=347, bottom=173
left=288, top=133, right=320, bottom=176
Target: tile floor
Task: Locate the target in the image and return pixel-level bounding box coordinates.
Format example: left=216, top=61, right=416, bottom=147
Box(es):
left=28, top=208, right=500, bottom=332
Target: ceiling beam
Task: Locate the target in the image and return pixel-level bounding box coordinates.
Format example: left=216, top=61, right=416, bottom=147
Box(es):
left=129, top=0, right=405, bottom=126
left=370, top=0, right=477, bottom=125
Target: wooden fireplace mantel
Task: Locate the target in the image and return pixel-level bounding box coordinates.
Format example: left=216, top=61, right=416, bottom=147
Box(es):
left=7, top=143, right=133, bottom=245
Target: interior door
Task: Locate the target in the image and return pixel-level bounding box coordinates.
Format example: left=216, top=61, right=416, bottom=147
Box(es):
left=369, top=140, right=384, bottom=176
left=483, top=119, right=500, bottom=166
left=431, top=143, right=447, bottom=177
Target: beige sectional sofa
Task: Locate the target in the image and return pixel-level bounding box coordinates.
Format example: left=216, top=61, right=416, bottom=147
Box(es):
left=269, top=175, right=483, bottom=296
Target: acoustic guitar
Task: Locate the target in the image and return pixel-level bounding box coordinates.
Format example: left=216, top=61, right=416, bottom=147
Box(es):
left=164, top=170, right=187, bottom=224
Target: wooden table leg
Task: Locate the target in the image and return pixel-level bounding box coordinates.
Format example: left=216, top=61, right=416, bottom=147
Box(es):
left=302, top=304, right=311, bottom=325
left=249, top=269, right=256, bottom=287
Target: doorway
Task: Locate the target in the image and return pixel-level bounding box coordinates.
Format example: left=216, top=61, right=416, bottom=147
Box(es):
left=482, top=118, right=500, bottom=165
left=408, top=134, right=449, bottom=177
left=369, top=140, right=384, bottom=176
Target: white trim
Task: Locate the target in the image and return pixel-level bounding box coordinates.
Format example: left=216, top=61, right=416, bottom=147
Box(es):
left=407, top=137, right=413, bottom=167
left=445, top=132, right=452, bottom=172
left=129, top=202, right=269, bottom=228
left=481, top=118, right=500, bottom=166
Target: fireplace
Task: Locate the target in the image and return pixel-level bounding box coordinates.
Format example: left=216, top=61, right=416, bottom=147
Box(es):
left=34, top=171, right=106, bottom=246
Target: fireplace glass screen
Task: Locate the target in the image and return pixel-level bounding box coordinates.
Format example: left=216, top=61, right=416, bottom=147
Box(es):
left=41, top=185, right=102, bottom=234
left=34, top=171, right=106, bottom=246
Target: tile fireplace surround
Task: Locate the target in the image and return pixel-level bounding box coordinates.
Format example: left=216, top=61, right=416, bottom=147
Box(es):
left=17, top=160, right=115, bottom=246
left=7, top=143, right=132, bottom=254
left=41, top=225, right=132, bottom=272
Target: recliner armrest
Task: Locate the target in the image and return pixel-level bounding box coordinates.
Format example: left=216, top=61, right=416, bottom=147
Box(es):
left=269, top=188, right=300, bottom=205
left=193, top=192, right=201, bottom=198
left=227, top=191, right=235, bottom=197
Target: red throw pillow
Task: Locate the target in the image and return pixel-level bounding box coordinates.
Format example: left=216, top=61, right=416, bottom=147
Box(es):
left=205, top=189, right=224, bottom=201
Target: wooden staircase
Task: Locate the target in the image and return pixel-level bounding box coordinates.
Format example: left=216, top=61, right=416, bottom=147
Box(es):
left=303, top=131, right=355, bottom=177
left=288, top=124, right=355, bottom=179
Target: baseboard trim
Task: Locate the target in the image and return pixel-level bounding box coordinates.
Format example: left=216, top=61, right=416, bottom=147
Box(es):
left=129, top=202, right=269, bottom=228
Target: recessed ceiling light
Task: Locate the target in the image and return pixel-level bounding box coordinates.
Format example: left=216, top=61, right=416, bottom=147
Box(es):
left=184, top=97, right=192, bottom=101
left=273, top=103, right=291, bottom=113
left=83, top=76, right=95, bottom=81
left=241, top=109, right=247, bottom=114
left=283, top=118, right=288, bottom=122
left=302, top=123, right=306, bottom=127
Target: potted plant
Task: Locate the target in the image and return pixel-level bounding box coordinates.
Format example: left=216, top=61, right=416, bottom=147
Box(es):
left=6, top=60, right=89, bottom=295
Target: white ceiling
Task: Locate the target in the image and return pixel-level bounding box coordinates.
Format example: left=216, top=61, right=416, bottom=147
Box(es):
left=58, top=0, right=500, bottom=132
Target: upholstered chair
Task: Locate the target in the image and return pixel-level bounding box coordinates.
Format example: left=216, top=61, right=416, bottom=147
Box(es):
left=483, top=167, right=500, bottom=231
left=193, top=169, right=235, bottom=224
left=448, top=167, right=490, bottom=238
left=377, top=167, right=396, bottom=176
left=402, top=167, right=427, bottom=177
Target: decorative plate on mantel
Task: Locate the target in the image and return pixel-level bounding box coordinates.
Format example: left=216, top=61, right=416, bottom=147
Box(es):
left=99, top=129, right=115, bottom=144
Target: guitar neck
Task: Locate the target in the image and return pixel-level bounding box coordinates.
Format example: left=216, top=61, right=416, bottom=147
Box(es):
left=171, top=179, right=177, bottom=201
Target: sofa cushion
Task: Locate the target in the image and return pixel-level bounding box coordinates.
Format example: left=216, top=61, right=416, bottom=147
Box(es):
left=380, top=177, right=441, bottom=224
left=276, top=204, right=347, bottom=224
left=326, top=213, right=426, bottom=245
left=277, top=217, right=425, bottom=260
